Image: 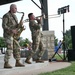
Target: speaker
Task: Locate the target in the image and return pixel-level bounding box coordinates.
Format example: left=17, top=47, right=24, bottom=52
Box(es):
left=71, top=26, right=75, bottom=50
left=67, top=49, right=75, bottom=61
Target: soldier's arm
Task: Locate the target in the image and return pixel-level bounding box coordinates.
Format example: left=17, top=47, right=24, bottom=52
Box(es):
left=2, top=15, right=12, bottom=32
left=36, top=17, right=42, bottom=24
left=31, top=20, right=38, bottom=26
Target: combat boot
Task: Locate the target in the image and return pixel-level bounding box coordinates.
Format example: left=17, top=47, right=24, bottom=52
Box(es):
left=15, top=60, right=25, bottom=67
left=35, top=59, right=44, bottom=63
left=4, top=62, right=12, bottom=68
left=25, top=58, right=32, bottom=64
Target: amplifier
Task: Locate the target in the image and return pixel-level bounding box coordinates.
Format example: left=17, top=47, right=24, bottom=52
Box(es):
left=67, top=49, right=75, bottom=61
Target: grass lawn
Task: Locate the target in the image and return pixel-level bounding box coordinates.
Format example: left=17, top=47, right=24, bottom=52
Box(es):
left=39, top=62, right=75, bottom=75
left=39, top=53, right=75, bottom=75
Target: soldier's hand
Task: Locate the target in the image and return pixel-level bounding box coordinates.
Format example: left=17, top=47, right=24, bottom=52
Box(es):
left=20, top=21, right=23, bottom=25
left=12, top=29, right=17, bottom=34
left=36, top=18, right=41, bottom=24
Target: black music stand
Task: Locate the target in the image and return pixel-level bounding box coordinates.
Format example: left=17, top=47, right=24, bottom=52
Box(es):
left=58, top=5, right=69, bottom=61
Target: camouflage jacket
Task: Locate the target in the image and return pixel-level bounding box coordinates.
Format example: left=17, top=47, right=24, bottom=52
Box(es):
left=2, top=11, right=18, bottom=37
left=29, top=20, right=42, bottom=37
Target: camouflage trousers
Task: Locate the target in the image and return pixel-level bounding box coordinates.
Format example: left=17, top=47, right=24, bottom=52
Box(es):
left=27, top=34, right=44, bottom=60
left=4, top=36, right=21, bottom=62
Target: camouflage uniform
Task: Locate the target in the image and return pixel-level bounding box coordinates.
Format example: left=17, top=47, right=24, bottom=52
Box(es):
left=28, top=20, right=44, bottom=60
left=2, top=11, right=21, bottom=62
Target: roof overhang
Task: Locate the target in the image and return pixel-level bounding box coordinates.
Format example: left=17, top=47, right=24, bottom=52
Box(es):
left=0, top=0, right=22, bottom=5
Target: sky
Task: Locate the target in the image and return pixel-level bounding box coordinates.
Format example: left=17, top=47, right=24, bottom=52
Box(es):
left=0, top=0, right=75, bottom=42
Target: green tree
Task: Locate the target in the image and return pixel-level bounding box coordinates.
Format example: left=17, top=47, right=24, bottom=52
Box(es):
left=54, top=36, right=58, bottom=46
left=0, top=37, right=6, bottom=47
left=54, top=29, right=72, bottom=50
left=65, top=29, right=72, bottom=49
left=19, top=38, right=31, bottom=47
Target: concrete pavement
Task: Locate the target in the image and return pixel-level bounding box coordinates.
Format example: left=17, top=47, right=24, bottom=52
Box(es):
left=0, top=54, right=71, bottom=75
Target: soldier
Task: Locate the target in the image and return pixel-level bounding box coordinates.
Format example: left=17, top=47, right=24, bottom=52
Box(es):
left=25, top=13, right=45, bottom=64
left=2, top=4, right=25, bottom=68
